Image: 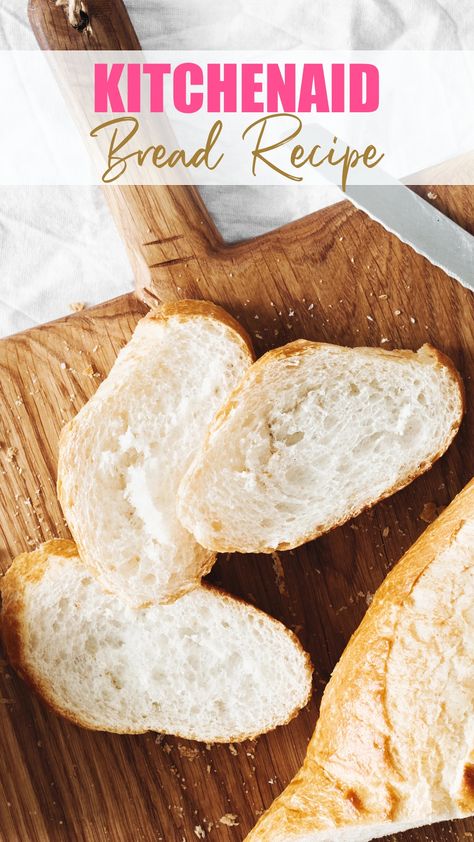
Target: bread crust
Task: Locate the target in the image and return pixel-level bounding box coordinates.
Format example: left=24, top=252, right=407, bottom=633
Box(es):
left=245, top=478, right=474, bottom=840
left=145, top=299, right=256, bottom=362
left=57, top=299, right=255, bottom=606
left=1, top=540, right=312, bottom=742
left=180, top=341, right=465, bottom=554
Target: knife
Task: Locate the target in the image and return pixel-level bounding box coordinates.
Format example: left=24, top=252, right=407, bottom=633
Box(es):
left=294, top=121, right=474, bottom=292
left=344, top=183, right=474, bottom=293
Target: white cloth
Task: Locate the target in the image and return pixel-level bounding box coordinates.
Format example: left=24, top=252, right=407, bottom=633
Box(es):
left=1, top=0, right=473, bottom=336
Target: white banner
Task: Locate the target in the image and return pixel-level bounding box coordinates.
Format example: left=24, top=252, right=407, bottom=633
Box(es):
left=1, top=50, right=473, bottom=187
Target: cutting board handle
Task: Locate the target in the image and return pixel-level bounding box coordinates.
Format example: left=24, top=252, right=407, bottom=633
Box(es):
left=28, top=0, right=224, bottom=305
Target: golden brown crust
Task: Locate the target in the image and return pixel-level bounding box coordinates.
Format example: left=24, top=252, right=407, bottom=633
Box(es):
left=187, top=341, right=464, bottom=554
left=459, top=765, right=474, bottom=813
left=458, top=749, right=474, bottom=813
left=246, top=478, right=474, bottom=840
left=57, top=298, right=255, bottom=606
left=1, top=540, right=312, bottom=743
left=1, top=540, right=97, bottom=732
left=145, top=299, right=256, bottom=362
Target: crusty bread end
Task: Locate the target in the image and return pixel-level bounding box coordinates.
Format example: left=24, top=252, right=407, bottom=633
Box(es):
left=246, top=478, right=474, bottom=841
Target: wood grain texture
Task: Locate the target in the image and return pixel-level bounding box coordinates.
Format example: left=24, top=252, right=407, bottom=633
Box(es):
left=28, top=0, right=141, bottom=50
left=1, top=189, right=474, bottom=842
left=28, top=0, right=225, bottom=301
left=1, top=1, right=472, bottom=840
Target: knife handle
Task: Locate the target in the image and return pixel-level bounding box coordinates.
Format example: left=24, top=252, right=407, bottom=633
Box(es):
left=28, top=0, right=223, bottom=306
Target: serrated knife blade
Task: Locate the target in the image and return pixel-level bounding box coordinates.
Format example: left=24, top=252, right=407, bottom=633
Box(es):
left=294, top=121, right=474, bottom=292
left=344, top=184, right=474, bottom=293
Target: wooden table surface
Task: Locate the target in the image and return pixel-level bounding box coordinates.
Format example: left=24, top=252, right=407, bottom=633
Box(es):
left=1, top=183, right=474, bottom=841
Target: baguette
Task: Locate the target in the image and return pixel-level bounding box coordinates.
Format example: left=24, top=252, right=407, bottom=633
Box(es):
left=58, top=300, right=254, bottom=606
left=246, top=478, right=474, bottom=841
left=178, top=341, right=464, bottom=553
left=1, top=540, right=312, bottom=743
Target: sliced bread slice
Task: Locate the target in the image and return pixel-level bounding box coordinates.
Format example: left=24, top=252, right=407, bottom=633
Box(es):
left=178, top=341, right=464, bottom=553
left=57, top=300, right=254, bottom=606
left=245, top=478, right=474, bottom=841
left=1, top=540, right=312, bottom=742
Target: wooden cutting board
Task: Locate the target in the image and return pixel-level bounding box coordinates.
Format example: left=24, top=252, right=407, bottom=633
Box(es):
left=0, top=2, right=473, bottom=840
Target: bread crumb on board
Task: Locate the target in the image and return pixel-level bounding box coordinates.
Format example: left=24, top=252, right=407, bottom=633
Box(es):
left=69, top=302, right=86, bottom=312
left=271, top=552, right=288, bottom=597
left=219, top=814, right=239, bottom=827
left=194, top=826, right=206, bottom=839
left=6, top=447, right=18, bottom=463
left=177, top=744, right=200, bottom=761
